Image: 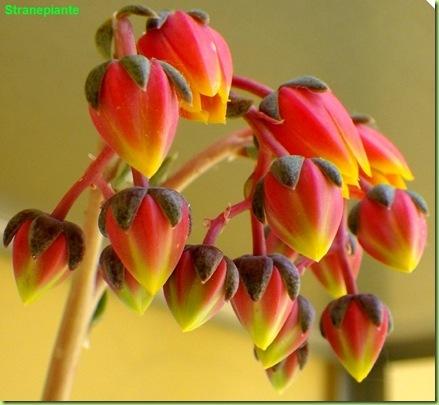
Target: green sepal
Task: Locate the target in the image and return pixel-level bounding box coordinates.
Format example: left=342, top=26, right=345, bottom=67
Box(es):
left=281, top=75, right=329, bottom=92
left=85, top=61, right=111, bottom=109
left=270, top=156, right=304, bottom=188
left=98, top=187, right=147, bottom=236
left=234, top=255, right=273, bottom=301
left=148, top=187, right=187, bottom=227
left=367, top=184, right=395, bottom=207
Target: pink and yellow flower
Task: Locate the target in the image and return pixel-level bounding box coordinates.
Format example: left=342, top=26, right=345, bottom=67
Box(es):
left=259, top=76, right=371, bottom=191
left=164, top=244, right=239, bottom=331
left=349, top=185, right=428, bottom=272
left=231, top=254, right=300, bottom=350
left=352, top=114, right=413, bottom=190
left=262, top=156, right=344, bottom=261
left=138, top=10, right=233, bottom=123
left=3, top=209, right=84, bottom=303
left=320, top=294, right=391, bottom=382
left=99, top=186, right=191, bottom=295
left=86, top=56, right=183, bottom=178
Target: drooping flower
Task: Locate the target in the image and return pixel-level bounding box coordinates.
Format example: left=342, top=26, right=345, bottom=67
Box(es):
left=257, top=155, right=344, bottom=261
left=99, top=245, right=153, bottom=314
left=348, top=185, right=428, bottom=272
left=310, top=233, right=362, bottom=298
left=258, top=76, right=371, bottom=191
left=320, top=294, right=391, bottom=382
left=138, top=9, right=233, bottom=123
left=99, top=186, right=191, bottom=295
left=265, top=343, right=309, bottom=394
left=164, top=244, right=239, bottom=331
left=352, top=114, right=414, bottom=190
left=255, top=295, right=314, bottom=369
left=86, top=55, right=191, bottom=178
left=231, top=254, right=300, bottom=350
left=3, top=209, right=84, bottom=303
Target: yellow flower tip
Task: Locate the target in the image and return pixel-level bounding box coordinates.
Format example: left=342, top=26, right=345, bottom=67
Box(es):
left=345, top=364, right=372, bottom=383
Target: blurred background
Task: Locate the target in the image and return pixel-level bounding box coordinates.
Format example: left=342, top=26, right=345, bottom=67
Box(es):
left=0, top=0, right=435, bottom=401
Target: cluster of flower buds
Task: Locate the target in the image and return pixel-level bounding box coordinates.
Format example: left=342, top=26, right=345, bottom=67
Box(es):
left=2, top=3, right=429, bottom=396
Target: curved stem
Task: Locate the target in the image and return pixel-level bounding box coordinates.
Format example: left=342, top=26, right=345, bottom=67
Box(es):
left=232, top=75, right=273, bottom=98
left=245, top=108, right=289, bottom=157
left=94, top=177, right=115, bottom=199
left=112, top=16, right=137, bottom=57
left=42, top=188, right=103, bottom=400
left=248, top=147, right=271, bottom=256
left=338, top=204, right=359, bottom=295
left=163, top=128, right=253, bottom=192
left=51, top=146, right=115, bottom=220
left=203, top=199, right=250, bottom=245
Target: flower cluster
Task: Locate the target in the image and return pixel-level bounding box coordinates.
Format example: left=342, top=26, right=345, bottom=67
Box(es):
left=3, top=4, right=428, bottom=395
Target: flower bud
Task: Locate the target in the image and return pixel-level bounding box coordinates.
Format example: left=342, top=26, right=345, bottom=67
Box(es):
left=348, top=185, right=428, bottom=272
left=310, top=233, right=362, bottom=298
left=352, top=114, right=413, bottom=189
left=138, top=10, right=233, bottom=123
left=259, top=77, right=370, bottom=190
left=3, top=209, right=84, bottom=303
left=265, top=343, right=309, bottom=394
left=231, top=254, right=300, bottom=350
left=99, top=245, right=153, bottom=314
left=320, top=294, right=391, bottom=382
left=99, top=186, right=191, bottom=295
left=255, top=295, right=314, bottom=368
left=86, top=56, right=190, bottom=178
left=259, top=156, right=344, bottom=261
left=164, top=244, right=239, bottom=331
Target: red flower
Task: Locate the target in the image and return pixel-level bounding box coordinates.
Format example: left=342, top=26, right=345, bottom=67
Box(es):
left=138, top=10, right=233, bottom=123
left=99, top=186, right=191, bottom=295
left=352, top=114, right=414, bottom=190
left=164, top=244, right=239, bottom=331
left=231, top=254, right=300, bottom=350
left=258, top=76, right=371, bottom=193
left=260, top=156, right=344, bottom=261
left=349, top=185, right=428, bottom=272
left=320, top=294, right=391, bottom=382
left=3, top=209, right=84, bottom=303
left=86, top=56, right=189, bottom=178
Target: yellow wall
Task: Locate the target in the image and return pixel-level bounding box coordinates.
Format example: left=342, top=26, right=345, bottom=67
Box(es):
left=0, top=255, right=330, bottom=400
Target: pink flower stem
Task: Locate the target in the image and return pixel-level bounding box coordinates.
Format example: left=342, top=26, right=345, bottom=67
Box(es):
left=203, top=199, right=251, bottom=246
left=93, top=176, right=115, bottom=199
left=248, top=147, right=272, bottom=256
left=113, top=16, right=137, bottom=57
left=51, top=145, right=115, bottom=220
left=232, top=75, right=273, bottom=98
left=131, top=167, right=149, bottom=188
left=339, top=204, right=359, bottom=294
left=245, top=108, right=289, bottom=157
